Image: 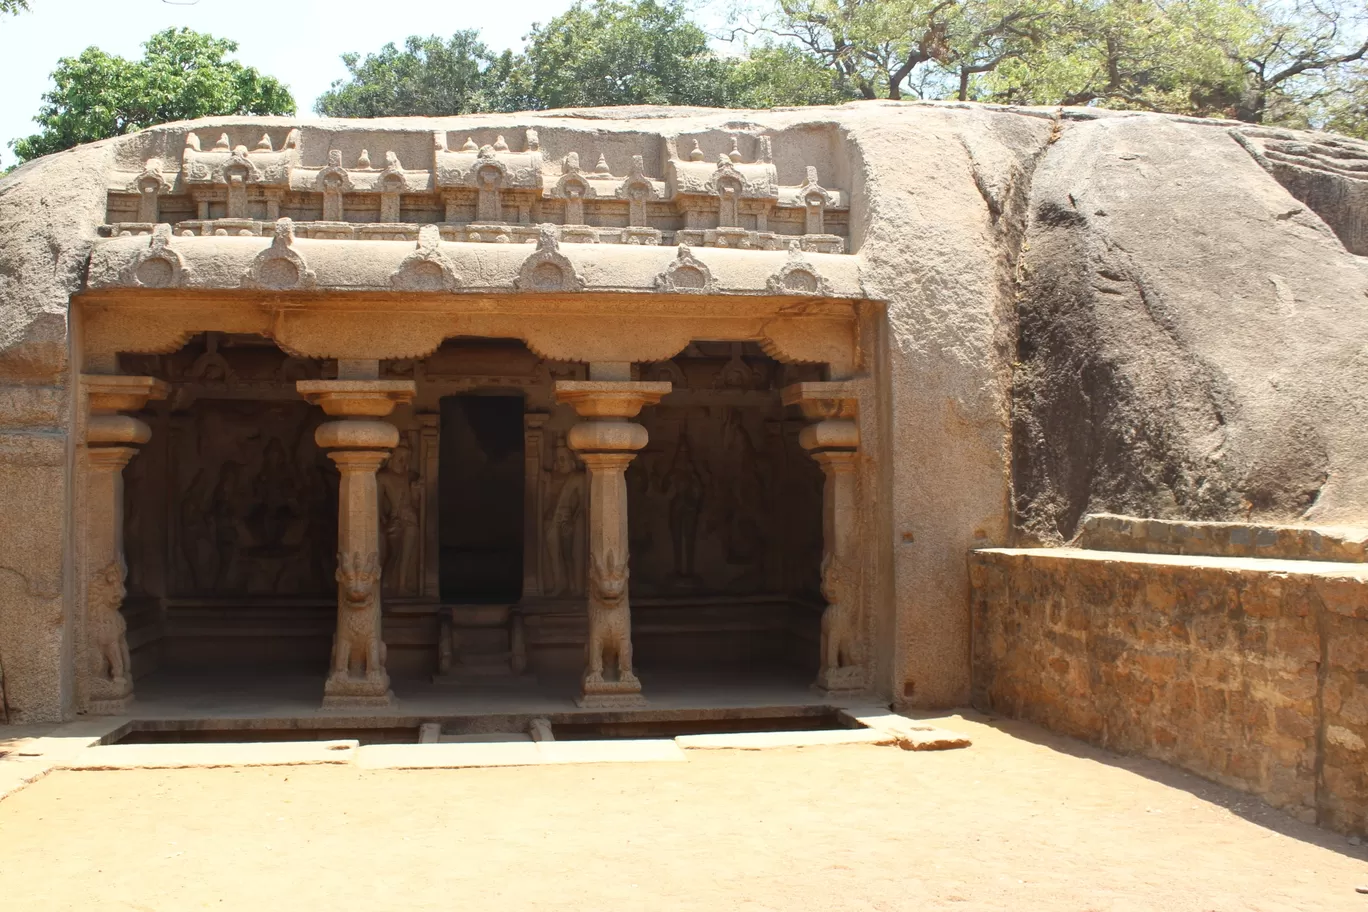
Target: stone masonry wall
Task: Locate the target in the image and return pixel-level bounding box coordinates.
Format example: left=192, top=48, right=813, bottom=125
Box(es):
left=969, top=547, right=1368, bottom=836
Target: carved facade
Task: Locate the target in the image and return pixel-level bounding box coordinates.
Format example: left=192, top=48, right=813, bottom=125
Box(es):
left=102, top=129, right=851, bottom=254
left=51, top=115, right=879, bottom=715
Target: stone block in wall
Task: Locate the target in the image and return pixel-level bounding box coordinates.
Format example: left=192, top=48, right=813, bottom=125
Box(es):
left=970, top=545, right=1368, bottom=837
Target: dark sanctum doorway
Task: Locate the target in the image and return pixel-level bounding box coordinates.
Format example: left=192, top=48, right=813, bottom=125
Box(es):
left=438, top=394, right=525, bottom=604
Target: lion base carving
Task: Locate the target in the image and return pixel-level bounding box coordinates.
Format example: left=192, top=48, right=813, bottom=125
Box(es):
left=812, top=552, right=867, bottom=696
left=579, top=549, right=647, bottom=708
left=85, top=559, right=136, bottom=715
left=322, top=551, right=395, bottom=710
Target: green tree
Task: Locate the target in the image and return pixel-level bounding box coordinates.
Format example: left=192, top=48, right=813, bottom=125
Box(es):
left=315, top=32, right=519, bottom=117
left=754, top=0, right=1368, bottom=132
left=1314, top=62, right=1368, bottom=138
left=315, top=1, right=845, bottom=116
left=742, top=0, right=1063, bottom=101
left=1, top=0, right=30, bottom=17
left=978, top=1, right=1247, bottom=115
left=11, top=28, right=295, bottom=163
left=1222, top=0, right=1368, bottom=128
left=514, top=0, right=737, bottom=109
left=725, top=43, right=856, bottom=107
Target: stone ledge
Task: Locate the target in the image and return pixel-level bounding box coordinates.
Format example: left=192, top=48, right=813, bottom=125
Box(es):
left=355, top=739, right=685, bottom=769
left=675, top=728, right=896, bottom=750
left=60, top=740, right=359, bottom=770
left=975, top=546, right=1368, bottom=579
left=1075, top=513, right=1368, bottom=563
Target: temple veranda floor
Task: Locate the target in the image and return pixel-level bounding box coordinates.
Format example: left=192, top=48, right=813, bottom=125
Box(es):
left=1, top=712, right=1365, bottom=911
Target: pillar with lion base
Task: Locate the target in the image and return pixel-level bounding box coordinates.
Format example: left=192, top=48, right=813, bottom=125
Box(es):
left=298, top=366, right=415, bottom=709
left=81, top=375, right=169, bottom=714
left=781, top=381, right=866, bottom=696
left=555, top=366, right=670, bottom=708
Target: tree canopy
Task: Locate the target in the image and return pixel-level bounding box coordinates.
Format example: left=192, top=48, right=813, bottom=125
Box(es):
left=315, top=0, right=1365, bottom=134
left=10, top=0, right=1366, bottom=165
left=746, top=0, right=1367, bottom=132
left=316, top=0, right=851, bottom=117
left=11, top=28, right=295, bottom=163
left=315, top=32, right=517, bottom=118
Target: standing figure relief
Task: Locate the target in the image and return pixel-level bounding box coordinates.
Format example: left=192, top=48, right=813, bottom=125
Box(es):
left=659, top=434, right=704, bottom=582
left=544, top=440, right=586, bottom=597
left=584, top=549, right=637, bottom=688
left=330, top=551, right=386, bottom=685
left=379, top=441, right=422, bottom=596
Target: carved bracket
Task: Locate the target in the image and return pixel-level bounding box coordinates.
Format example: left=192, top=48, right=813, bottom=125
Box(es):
left=242, top=218, right=317, bottom=290
left=653, top=245, right=718, bottom=294
left=766, top=242, right=832, bottom=296
left=390, top=225, right=461, bottom=292
left=120, top=224, right=191, bottom=289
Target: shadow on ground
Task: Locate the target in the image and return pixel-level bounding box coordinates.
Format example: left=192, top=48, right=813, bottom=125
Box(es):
left=909, top=706, right=1368, bottom=863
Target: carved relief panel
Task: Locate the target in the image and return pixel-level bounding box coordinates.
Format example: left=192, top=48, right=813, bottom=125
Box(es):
left=122, top=337, right=339, bottom=599
left=628, top=344, right=824, bottom=598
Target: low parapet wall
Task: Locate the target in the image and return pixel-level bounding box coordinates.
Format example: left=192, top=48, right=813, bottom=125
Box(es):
left=969, top=545, right=1368, bottom=836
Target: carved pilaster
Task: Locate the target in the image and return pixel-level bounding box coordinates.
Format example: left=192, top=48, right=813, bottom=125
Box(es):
left=298, top=377, right=415, bottom=709
left=419, top=414, right=440, bottom=601
left=522, top=412, right=549, bottom=598
left=555, top=379, right=670, bottom=708
left=81, top=374, right=168, bottom=715
left=781, top=381, right=866, bottom=695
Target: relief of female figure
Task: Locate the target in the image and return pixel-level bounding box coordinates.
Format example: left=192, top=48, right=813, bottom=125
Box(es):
left=378, top=442, right=422, bottom=595
left=543, top=441, right=585, bottom=597
left=660, top=435, right=704, bottom=581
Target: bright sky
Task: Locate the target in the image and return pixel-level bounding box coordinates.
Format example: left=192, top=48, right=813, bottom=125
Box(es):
left=0, top=0, right=595, bottom=168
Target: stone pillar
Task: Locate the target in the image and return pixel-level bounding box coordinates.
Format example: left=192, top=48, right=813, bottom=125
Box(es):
left=298, top=374, right=416, bottom=709
left=781, top=381, right=866, bottom=695
left=81, top=375, right=169, bottom=714
left=555, top=373, right=670, bottom=708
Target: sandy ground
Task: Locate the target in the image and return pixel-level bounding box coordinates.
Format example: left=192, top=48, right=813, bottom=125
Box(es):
left=0, top=713, right=1364, bottom=911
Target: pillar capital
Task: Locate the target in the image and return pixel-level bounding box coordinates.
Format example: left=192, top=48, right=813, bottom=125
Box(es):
left=83, top=374, right=169, bottom=416
left=329, top=449, right=391, bottom=474
left=784, top=381, right=860, bottom=455
left=296, top=379, right=415, bottom=418
left=86, top=445, right=140, bottom=473
left=554, top=380, right=671, bottom=420
left=780, top=380, right=859, bottom=421
left=576, top=451, right=640, bottom=473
